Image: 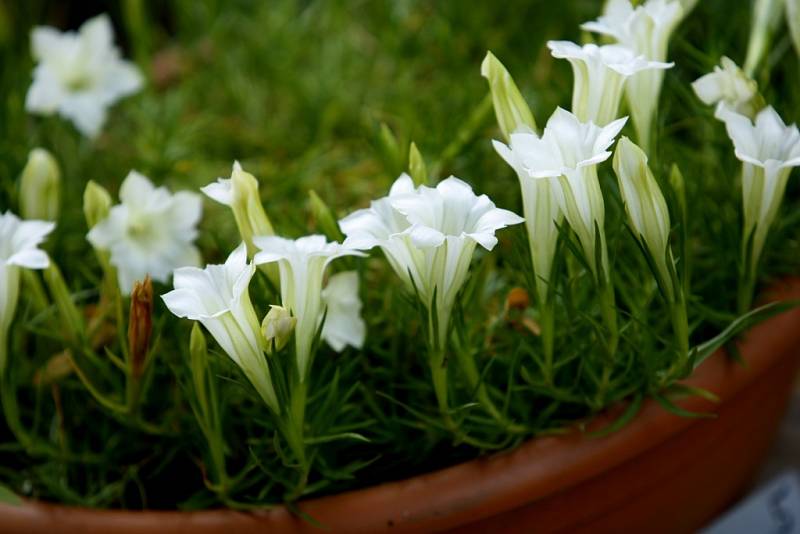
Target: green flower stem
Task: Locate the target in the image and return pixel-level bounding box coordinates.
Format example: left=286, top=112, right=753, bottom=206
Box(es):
left=21, top=270, right=49, bottom=314
left=429, top=347, right=454, bottom=431
left=594, top=279, right=618, bottom=408
left=453, top=347, right=525, bottom=434
left=738, top=263, right=757, bottom=315
left=283, top=379, right=310, bottom=500
left=661, top=292, right=690, bottom=386
left=540, top=297, right=556, bottom=385
left=0, top=331, right=7, bottom=381
left=599, top=279, right=619, bottom=358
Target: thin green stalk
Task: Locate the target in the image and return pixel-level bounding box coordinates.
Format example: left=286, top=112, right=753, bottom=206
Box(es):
left=283, top=379, right=309, bottom=501
left=21, top=270, right=49, bottom=314
left=429, top=348, right=454, bottom=431
left=454, top=347, right=525, bottom=434
left=540, top=297, right=556, bottom=385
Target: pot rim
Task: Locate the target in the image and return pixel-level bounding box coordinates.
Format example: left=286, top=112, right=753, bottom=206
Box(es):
left=2, top=278, right=800, bottom=533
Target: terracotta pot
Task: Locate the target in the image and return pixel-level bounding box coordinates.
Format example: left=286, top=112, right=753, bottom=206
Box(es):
left=3, top=279, right=800, bottom=534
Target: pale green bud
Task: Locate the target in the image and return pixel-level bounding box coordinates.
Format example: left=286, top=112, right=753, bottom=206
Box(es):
left=230, top=162, right=274, bottom=252
left=788, top=0, right=800, bottom=61
left=408, top=142, right=428, bottom=187
left=744, top=0, right=785, bottom=76
left=481, top=51, right=537, bottom=140
left=20, top=148, right=61, bottom=221
left=613, top=137, right=672, bottom=293
left=189, top=323, right=210, bottom=417
left=261, top=305, right=296, bottom=354
left=309, top=190, right=344, bottom=242
left=83, top=180, right=112, bottom=229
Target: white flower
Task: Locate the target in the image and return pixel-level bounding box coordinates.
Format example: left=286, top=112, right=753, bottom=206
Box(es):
left=253, top=235, right=365, bottom=379
left=492, top=140, right=564, bottom=301
left=25, top=14, right=143, bottom=138
left=162, top=243, right=278, bottom=411
left=494, top=108, right=626, bottom=280
left=321, top=271, right=366, bottom=352
left=717, top=105, right=800, bottom=270
left=87, top=171, right=202, bottom=294
left=0, top=212, right=55, bottom=371
left=582, top=0, right=683, bottom=150
left=612, top=136, right=673, bottom=293
left=340, top=175, right=523, bottom=347
left=547, top=40, right=671, bottom=126
left=692, top=57, right=760, bottom=117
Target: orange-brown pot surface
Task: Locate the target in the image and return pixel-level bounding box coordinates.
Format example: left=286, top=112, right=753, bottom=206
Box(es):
left=3, top=279, right=800, bottom=534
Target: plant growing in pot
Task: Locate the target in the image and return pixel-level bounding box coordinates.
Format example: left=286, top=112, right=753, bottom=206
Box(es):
left=1, top=0, right=800, bottom=532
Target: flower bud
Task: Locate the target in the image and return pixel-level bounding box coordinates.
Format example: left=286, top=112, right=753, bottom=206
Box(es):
left=408, top=142, right=428, bottom=187
left=613, top=136, right=672, bottom=292
left=744, top=0, right=785, bottom=76
left=20, top=148, right=61, bottom=221
left=481, top=51, right=537, bottom=141
left=261, top=305, right=296, bottom=354
left=128, top=276, right=153, bottom=379
left=189, top=322, right=210, bottom=416
left=83, top=180, right=112, bottom=229
left=229, top=162, right=274, bottom=247
left=309, top=190, right=344, bottom=242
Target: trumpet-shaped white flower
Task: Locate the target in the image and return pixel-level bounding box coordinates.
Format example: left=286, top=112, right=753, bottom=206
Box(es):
left=692, top=57, right=760, bottom=117
left=495, top=108, right=626, bottom=280
left=582, top=0, right=683, bottom=150
left=321, top=271, right=366, bottom=352
left=612, top=137, right=673, bottom=293
left=548, top=41, right=671, bottom=126
left=253, top=235, right=365, bottom=379
left=0, top=212, right=55, bottom=371
left=492, top=139, right=563, bottom=301
left=717, top=105, right=800, bottom=271
left=340, top=175, right=523, bottom=347
left=87, top=171, right=202, bottom=295
left=25, top=14, right=143, bottom=138
left=162, top=243, right=278, bottom=411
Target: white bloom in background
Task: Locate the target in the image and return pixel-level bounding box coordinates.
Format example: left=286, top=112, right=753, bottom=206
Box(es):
left=0, top=212, right=55, bottom=371
left=321, top=271, right=366, bottom=352
left=340, top=176, right=523, bottom=348
left=582, top=0, right=683, bottom=150
left=547, top=40, right=671, bottom=126
left=25, top=14, right=143, bottom=138
left=253, top=235, right=365, bottom=379
left=612, top=137, right=673, bottom=293
left=692, top=57, right=760, bottom=117
left=87, top=171, right=202, bottom=294
left=495, top=108, right=626, bottom=281
left=162, top=243, right=278, bottom=412
left=717, top=105, right=800, bottom=271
